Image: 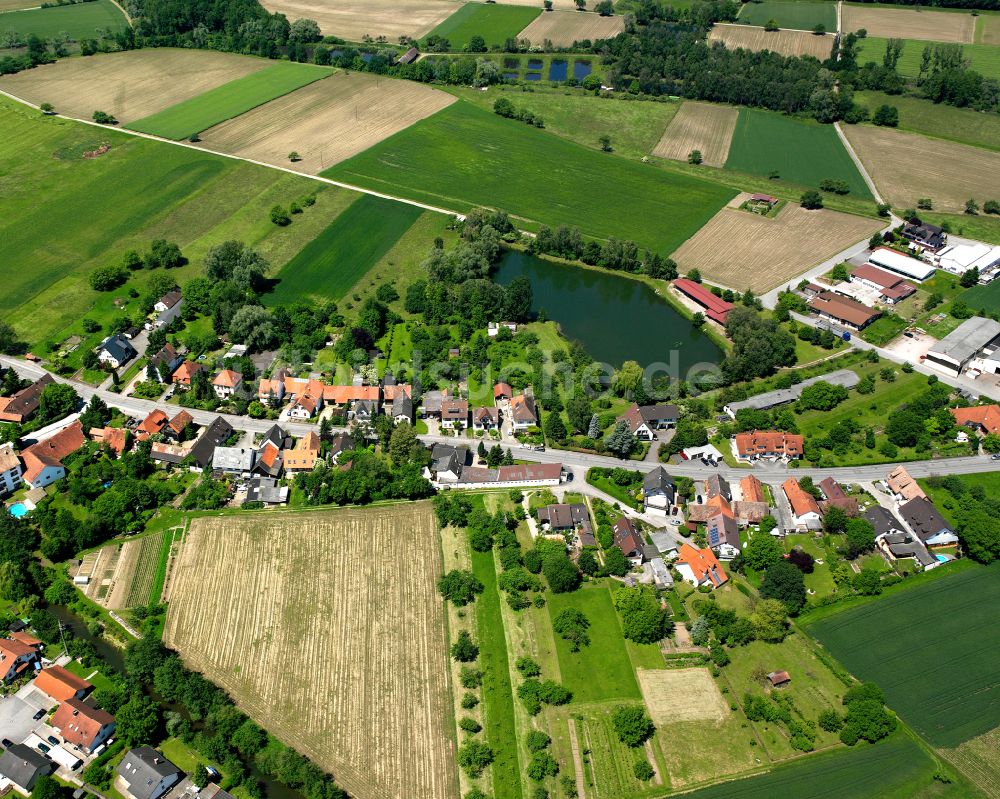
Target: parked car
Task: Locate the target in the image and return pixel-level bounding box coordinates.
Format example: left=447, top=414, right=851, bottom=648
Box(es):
left=992, top=454, right=1000, bottom=461
left=32, top=709, right=45, bottom=720
left=2, top=738, right=13, bottom=747
left=46, top=735, right=59, bottom=746
left=37, top=743, right=50, bottom=753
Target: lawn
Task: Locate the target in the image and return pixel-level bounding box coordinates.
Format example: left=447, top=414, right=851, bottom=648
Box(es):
left=127, top=63, right=333, bottom=140
left=919, top=471, right=1000, bottom=525
left=853, top=90, right=1000, bottom=152
left=804, top=563, right=1000, bottom=747
left=546, top=581, right=643, bottom=704
left=857, top=35, right=1000, bottom=81
left=725, top=108, right=872, bottom=198
left=470, top=545, right=523, bottom=799
left=0, top=96, right=351, bottom=354
left=265, top=194, right=423, bottom=305
left=962, top=274, right=1000, bottom=312
left=737, top=0, right=836, bottom=31
left=0, top=0, right=127, bottom=40
left=326, top=100, right=735, bottom=254
left=784, top=534, right=836, bottom=599
left=858, top=313, right=907, bottom=346
left=62, top=658, right=115, bottom=692
left=423, top=2, right=541, bottom=49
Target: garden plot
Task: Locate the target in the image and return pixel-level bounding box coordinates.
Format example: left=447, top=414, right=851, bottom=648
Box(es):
left=637, top=668, right=728, bottom=723
left=652, top=100, right=738, bottom=166
left=163, top=503, right=456, bottom=799
left=671, top=201, right=881, bottom=293
left=518, top=10, right=624, bottom=47
left=709, top=23, right=834, bottom=59
left=194, top=71, right=456, bottom=174
left=842, top=3, right=975, bottom=42
left=257, top=0, right=459, bottom=40
left=0, top=49, right=270, bottom=125
left=843, top=124, right=1000, bottom=213
left=73, top=534, right=162, bottom=609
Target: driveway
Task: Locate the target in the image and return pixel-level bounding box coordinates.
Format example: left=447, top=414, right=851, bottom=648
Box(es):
left=0, top=684, right=50, bottom=745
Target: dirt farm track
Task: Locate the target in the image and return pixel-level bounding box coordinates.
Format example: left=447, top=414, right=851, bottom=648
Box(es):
left=164, top=503, right=457, bottom=799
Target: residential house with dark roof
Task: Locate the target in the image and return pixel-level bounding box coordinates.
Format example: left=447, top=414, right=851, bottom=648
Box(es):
left=612, top=516, right=644, bottom=566
left=115, top=747, right=182, bottom=799
left=188, top=417, right=235, bottom=470
left=0, top=374, right=53, bottom=423
left=146, top=344, right=182, bottom=383
left=51, top=698, right=116, bottom=752
left=427, top=443, right=468, bottom=483
left=245, top=477, right=289, bottom=505
left=617, top=403, right=679, bottom=440
left=818, top=477, right=858, bottom=516
left=328, top=432, right=353, bottom=464
left=21, top=420, right=87, bottom=489
left=472, top=406, right=499, bottom=431
left=509, top=394, right=538, bottom=431
left=97, top=334, right=137, bottom=369
left=420, top=390, right=446, bottom=418
left=537, top=503, right=594, bottom=546
left=153, top=290, right=184, bottom=327
left=704, top=474, right=731, bottom=502
left=864, top=506, right=904, bottom=539
left=899, top=497, right=958, bottom=547
left=0, top=744, right=53, bottom=793
left=0, top=638, right=39, bottom=682
left=901, top=220, right=947, bottom=252
left=675, top=544, right=727, bottom=589
left=391, top=393, right=413, bottom=424
left=642, top=466, right=675, bottom=516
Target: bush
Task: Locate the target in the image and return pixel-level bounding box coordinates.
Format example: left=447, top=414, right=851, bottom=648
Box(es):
left=461, top=692, right=479, bottom=709
left=457, top=740, right=494, bottom=777
left=438, top=570, right=483, bottom=606
left=800, top=190, right=823, bottom=210
left=525, top=730, right=551, bottom=752
left=451, top=630, right=479, bottom=662
left=818, top=709, right=843, bottom=732
left=460, top=667, right=483, bottom=689
left=610, top=705, right=655, bottom=747
left=516, top=656, right=541, bottom=677
left=526, top=751, right=559, bottom=781
left=459, top=717, right=482, bottom=734
left=634, top=761, right=655, bottom=781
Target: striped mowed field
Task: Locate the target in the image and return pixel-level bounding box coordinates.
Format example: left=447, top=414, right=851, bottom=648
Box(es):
left=652, top=101, right=739, bottom=167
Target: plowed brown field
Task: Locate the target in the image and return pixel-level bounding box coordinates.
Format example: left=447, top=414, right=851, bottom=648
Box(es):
left=518, top=10, right=624, bottom=46
left=709, top=23, right=834, bottom=59
left=258, top=0, right=459, bottom=39
left=652, top=101, right=738, bottom=166
left=842, top=4, right=975, bottom=42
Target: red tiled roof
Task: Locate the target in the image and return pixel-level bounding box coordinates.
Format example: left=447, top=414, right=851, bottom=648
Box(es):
left=676, top=544, right=728, bottom=587
left=494, top=382, right=513, bottom=399
left=951, top=405, right=1000, bottom=435
left=673, top=279, right=734, bottom=324
left=782, top=479, right=822, bottom=518
left=34, top=665, right=91, bottom=701
left=734, top=430, right=804, bottom=457
left=808, top=291, right=881, bottom=328
left=168, top=410, right=193, bottom=435
left=22, top=421, right=86, bottom=482
left=740, top=475, right=766, bottom=503
left=10, top=631, right=41, bottom=647
left=90, top=426, right=128, bottom=455
left=850, top=263, right=906, bottom=290
left=382, top=384, right=412, bottom=401
left=51, top=698, right=114, bottom=749
left=510, top=394, right=537, bottom=423
left=172, top=361, right=204, bottom=385
left=213, top=369, right=242, bottom=388
left=136, top=410, right=169, bottom=439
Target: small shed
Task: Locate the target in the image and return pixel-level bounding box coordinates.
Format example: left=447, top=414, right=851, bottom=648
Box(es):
left=767, top=670, right=791, bottom=688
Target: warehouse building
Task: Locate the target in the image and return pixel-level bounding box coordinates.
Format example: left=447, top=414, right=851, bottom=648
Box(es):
left=868, top=247, right=936, bottom=282
left=924, top=317, right=1000, bottom=377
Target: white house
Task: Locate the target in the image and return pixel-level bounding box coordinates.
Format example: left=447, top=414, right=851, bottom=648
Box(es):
left=115, top=747, right=182, bottom=799
left=674, top=544, right=728, bottom=589
left=782, top=479, right=822, bottom=531
left=212, top=369, right=243, bottom=399
left=0, top=443, right=22, bottom=496
left=153, top=290, right=183, bottom=328
left=97, top=334, right=137, bottom=369
left=642, top=466, right=675, bottom=516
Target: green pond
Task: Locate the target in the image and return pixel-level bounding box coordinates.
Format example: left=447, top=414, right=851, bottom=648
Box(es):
left=494, top=251, right=723, bottom=373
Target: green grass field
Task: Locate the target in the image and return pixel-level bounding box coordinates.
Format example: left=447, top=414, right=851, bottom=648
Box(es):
left=326, top=100, right=735, bottom=254
left=546, top=581, right=642, bottom=703
left=853, top=90, right=1000, bottom=152
left=127, top=63, right=333, bottom=139
left=737, top=0, right=836, bottom=31
left=857, top=36, right=1000, bottom=81
left=960, top=278, right=1000, bottom=312
left=0, top=0, right=127, bottom=40
left=919, top=472, right=1000, bottom=525
left=470, top=546, right=523, bottom=799
left=725, top=108, right=872, bottom=197
left=804, top=564, right=1000, bottom=747
left=0, top=96, right=354, bottom=355
left=266, top=194, right=423, bottom=306
left=424, top=2, right=541, bottom=49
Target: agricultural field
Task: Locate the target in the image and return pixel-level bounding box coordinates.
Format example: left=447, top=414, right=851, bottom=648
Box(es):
left=979, top=13, right=1000, bottom=45
left=72, top=532, right=165, bottom=609
left=0, top=0, right=127, bottom=41
left=425, top=1, right=541, bottom=49
left=194, top=71, right=456, bottom=174
left=127, top=62, right=332, bottom=140
left=0, top=95, right=350, bottom=354
left=267, top=195, right=424, bottom=305
left=961, top=278, right=1000, bottom=313
left=327, top=100, right=735, bottom=254
left=0, top=0, right=37, bottom=11
left=164, top=504, right=457, bottom=799
left=709, top=23, right=835, bottom=59
left=725, top=109, right=872, bottom=197
left=852, top=90, right=1000, bottom=152
left=855, top=35, right=1000, bottom=80
left=651, top=100, right=739, bottom=167
left=257, top=0, right=459, bottom=40
left=843, top=123, right=1000, bottom=212
left=0, top=49, right=270, bottom=125
left=517, top=9, right=624, bottom=47
left=637, top=668, right=727, bottom=724
left=670, top=199, right=881, bottom=292
left=804, top=563, right=1000, bottom=747
left=842, top=3, right=975, bottom=42
left=737, top=0, right=836, bottom=31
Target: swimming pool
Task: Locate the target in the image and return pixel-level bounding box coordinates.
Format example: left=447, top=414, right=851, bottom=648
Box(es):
left=935, top=553, right=951, bottom=563
left=9, top=502, right=27, bottom=518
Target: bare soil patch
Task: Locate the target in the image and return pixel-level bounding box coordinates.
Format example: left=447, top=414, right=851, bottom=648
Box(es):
left=518, top=10, right=624, bottom=47
left=0, top=49, right=269, bottom=124
left=493, top=0, right=578, bottom=10
left=637, top=668, right=728, bottom=723
left=194, top=71, right=455, bottom=174
left=844, top=123, right=1000, bottom=213
left=671, top=202, right=881, bottom=292
left=941, top=727, right=1000, bottom=799
left=258, top=0, right=459, bottom=39
left=0, top=0, right=40, bottom=10
left=709, top=23, right=834, bottom=59
left=163, top=503, right=456, bottom=799
left=842, top=4, right=975, bottom=42
left=652, top=100, right=738, bottom=166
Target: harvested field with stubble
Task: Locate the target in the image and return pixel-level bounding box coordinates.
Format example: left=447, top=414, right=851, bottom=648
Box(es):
left=637, top=668, right=727, bottom=723
left=258, top=0, right=459, bottom=39
left=842, top=3, right=975, bottom=42
left=942, top=727, right=1000, bottom=799
left=163, top=504, right=457, bottom=799
left=194, top=72, right=456, bottom=173
left=652, top=100, right=738, bottom=166
left=0, top=49, right=269, bottom=124
left=517, top=10, right=624, bottom=47
left=709, top=23, right=834, bottom=59
left=843, top=124, right=1000, bottom=213
left=671, top=200, right=881, bottom=292
left=73, top=533, right=163, bottom=609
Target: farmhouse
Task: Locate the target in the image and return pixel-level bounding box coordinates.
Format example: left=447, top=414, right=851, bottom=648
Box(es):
left=885, top=465, right=926, bottom=501
left=34, top=664, right=92, bottom=701
left=509, top=394, right=538, bottom=430
left=674, top=543, right=727, bottom=589
left=808, top=291, right=881, bottom=331
left=748, top=193, right=778, bottom=210
left=188, top=417, right=235, bottom=470
left=0, top=744, right=53, bottom=793
left=733, top=430, right=804, bottom=461
left=116, top=747, right=182, bottom=799
left=849, top=264, right=917, bottom=305
left=0, top=637, right=39, bottom=682
left=868, top=247, right=936, bottom=282
left=723, top=369, right=858, bottom=417
left=51, top=698, right=116, bottom=752
left=612, top=516, right=644, bottom=566
left=136, top=409, right=169, bottom=440
left=440, top=398, right=469, bottom=430
left=212, top=369, right=243, bottom=399
left=21, top=421, right=86, bottom=489
left=0, top=443, right=23, bottom=496
left=90, top=426, right=129, bottom=456
left=782, top=478, right=822, bottom=531
left=152, top=289, right=183, bottom=327
left=818, top=476, right=857, bottom=516
left=642, top=466, right=675, bottom=516
left=934, top=241, right=1000, bottom=279
left=673, top=278, right=734, bottom=324
left=901, top=221, right=947, bottom=253
left=0, top=374, right=53, bottom=423
left=925, top=317, right=1000, bottom=378
left=97, top=334, right=137, bottom=369
left=284, top=432, right=321, bottom=472
left=453, top=462, right=564, bottom=488
left=899, top=497, right=959, bottom=547
left=950, top=404, right=1000, bottom=435
left=172, top=360, right=205, bottom=389
left=617, top=403, right=679, bottom=440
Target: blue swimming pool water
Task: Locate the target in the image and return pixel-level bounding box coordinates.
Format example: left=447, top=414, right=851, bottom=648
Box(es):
left=9, top=503, right=27, bottom=518
left=935, top=554, right=950, bottom=563
left=549, top=60, right=568, bottom=81
left=573, top=60, right=592, bottom=80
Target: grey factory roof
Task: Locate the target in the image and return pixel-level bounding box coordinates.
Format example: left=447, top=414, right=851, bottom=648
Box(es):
left=724, top=369, right=859, bottom=415
left=926, top=317, right=1000, bottom=363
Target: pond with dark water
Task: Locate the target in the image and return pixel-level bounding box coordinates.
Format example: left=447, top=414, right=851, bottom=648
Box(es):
left=573, top=59, right=592, bottom=80
left=493, top=251, right=723, bottom=374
